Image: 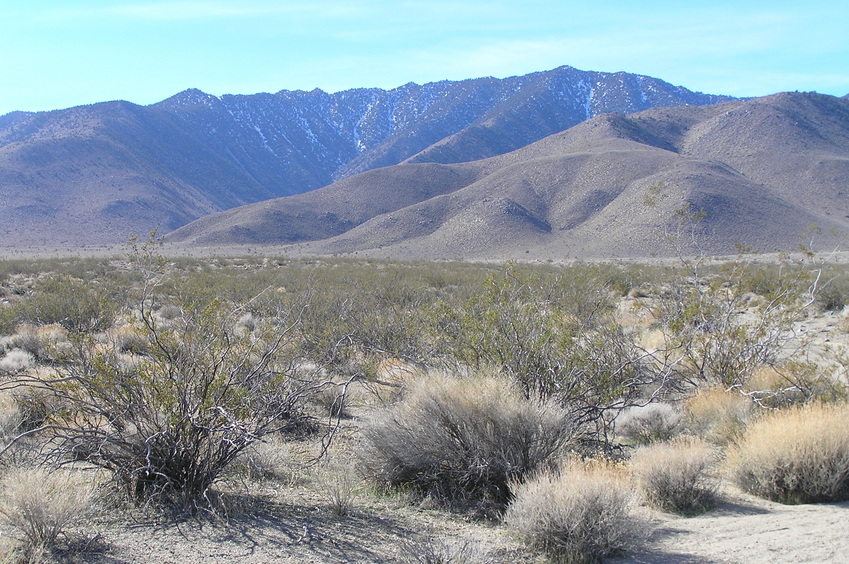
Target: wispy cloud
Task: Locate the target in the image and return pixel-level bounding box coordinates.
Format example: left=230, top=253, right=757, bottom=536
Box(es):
left=45, top=1, right=366, bottom=21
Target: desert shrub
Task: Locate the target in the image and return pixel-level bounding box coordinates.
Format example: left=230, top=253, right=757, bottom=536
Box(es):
left=726, top=402, right=849, bottom=503
left=655, top=256, right=810, bottom=389
left=12, top=275, right=118, bottom=334
left=615, top=403, right=683, bottom=445
left=631, top=437, right=717, bottom=515
left=7, top=381, right=56, bottom=434
left=2, top=324, right=72, bottom=363
left=310, top=379, right=351, bottom=418
left=27, top=305, right=326, bottom=510
left=743, top=362, right=846, bottom=407
left=2, top=240, right=341, bottom=512
left=503, top=459, right=643, bottom=563
left=0, top=307, right=15, bottom=337
left=0, top=467, right=97, bottom=558
left=229, top=437, right=297, bottom=484
left=429, top=264, right=647, bottom=436
left=0, top=391, right=21, bottom=442
left=1, top=326, right=43, bottom=361
left=105, top=323, right=150, bottom=355
left=361, top=371, right=574, bottom=510
left=684, top=388, right=752, bottom=445
left=0, top=349, right=34, bottom=375
left=814, top=266, right=849, bottom=312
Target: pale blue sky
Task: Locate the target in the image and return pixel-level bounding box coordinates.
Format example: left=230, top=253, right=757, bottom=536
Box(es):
left=1, top=0, right=847, bottom=116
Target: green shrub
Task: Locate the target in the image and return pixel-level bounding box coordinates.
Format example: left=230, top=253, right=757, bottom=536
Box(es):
left=429, top=264, right=646, bottom=433
left=13, top=275, right=119, bottom=334
left=361, top=371, right=574, bottom=510
left=726, top=402, right=849, bottom=503
left=503, top=459, right=644, bottom=563
left=631, top=437, right=717, bottom=515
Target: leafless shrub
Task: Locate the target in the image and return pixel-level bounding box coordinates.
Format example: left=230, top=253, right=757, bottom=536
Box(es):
left=361, top=371, right=574, bottom=511
left=726, top=402, right=849, bottom=503
left=615, top=402, right=683, bottom=445
left=503, top=459, right=644, bottom=563
left=631, top=436, right=718, bottom=514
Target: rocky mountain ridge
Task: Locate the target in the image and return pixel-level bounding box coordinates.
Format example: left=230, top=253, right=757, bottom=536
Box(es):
left=0, top=66, right=732, bottom=246
left=165, top=92, right=849, bottom=259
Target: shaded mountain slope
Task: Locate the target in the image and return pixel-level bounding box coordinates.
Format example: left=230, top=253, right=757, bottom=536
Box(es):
left=0, top=66, right=731, bottom=246
left=167, top=92, right=849, bottom=259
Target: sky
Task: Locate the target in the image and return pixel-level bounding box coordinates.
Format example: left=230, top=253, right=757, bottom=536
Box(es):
left=1, top=0, right=848, bottom=116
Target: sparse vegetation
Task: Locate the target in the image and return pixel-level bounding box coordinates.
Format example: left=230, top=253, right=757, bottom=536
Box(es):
left=1, top=250, right=849, bottom=561
left=0, top=466, right=98, bottom=559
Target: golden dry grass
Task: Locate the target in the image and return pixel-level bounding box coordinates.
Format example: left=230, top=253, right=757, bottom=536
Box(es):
left=504, top=458, right=644, bottom=563
left=684, top=388, right=752, bottom=445
left=725, top=402, right=849, bottom=503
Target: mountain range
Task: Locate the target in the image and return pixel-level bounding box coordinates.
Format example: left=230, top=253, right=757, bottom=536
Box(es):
left=166, top=91, right=849, bottom=259
left=0, top=66, right=732, bottom=248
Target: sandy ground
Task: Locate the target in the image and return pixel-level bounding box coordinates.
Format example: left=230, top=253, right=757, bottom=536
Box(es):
left=619, top=487, right=849, bottom=564
left=63, top=484, right=847, bottom=564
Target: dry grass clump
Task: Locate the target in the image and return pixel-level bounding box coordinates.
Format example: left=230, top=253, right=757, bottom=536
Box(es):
left=684, top=387, right=752, bottom=445
left=401, top=534, right=493, bottom=564
left=360, top=371, right=574, bottom=511
left=0, top=467, right=98, bottom=559
left=230, top=437, right=298, bottom=484
left=726, top=402, right=849, bottom=503
left=615, top=402, right=682, bottom=445
left=0, top=349, right=34, bottom=374
left=313, top=460, right=362, bottom=517
left=631, top=436, right=718, bottom=515
left=503, top=459, right=644, bottom=563
left=0, top=392, right=21, bottom=440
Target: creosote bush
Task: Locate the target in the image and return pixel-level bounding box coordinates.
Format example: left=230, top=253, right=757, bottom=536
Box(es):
left=35, top=303, right=324, bottom=511
left=631, top=436, right=717, bottom=515
left=504, top=459, right=644, bottom=563
left=361, top=371, right=574, bottom=510
left=1, top=238, right=343, bottom=513
left=726, top=402, right=849, bottom=504
left=428, top=264, right=649, bottom=445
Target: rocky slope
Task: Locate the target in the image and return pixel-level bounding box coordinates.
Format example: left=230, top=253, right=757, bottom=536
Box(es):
left=0, top=66, right=731, bottom=246
left=166, top=92, right=849, bottom=259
